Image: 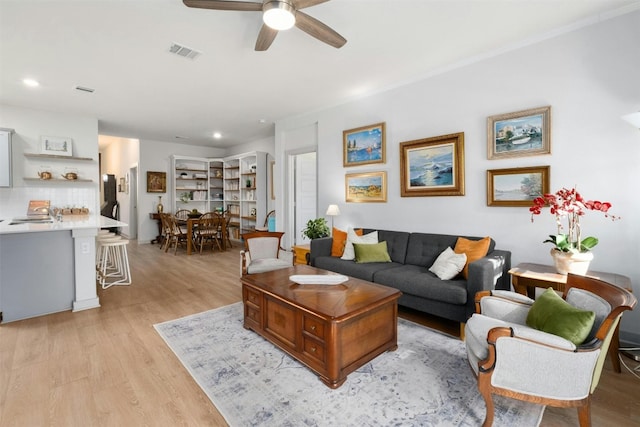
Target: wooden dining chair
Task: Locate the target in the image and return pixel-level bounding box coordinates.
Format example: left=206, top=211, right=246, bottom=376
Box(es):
left=175, top=209, right=190, bottom=221
left=164, top=214, right=189, bottom=254
left=196, top=212, right=223, bottom=253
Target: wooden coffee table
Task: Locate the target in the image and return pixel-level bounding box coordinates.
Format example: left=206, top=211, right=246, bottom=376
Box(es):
left=241, top=265, right=402, bottom=389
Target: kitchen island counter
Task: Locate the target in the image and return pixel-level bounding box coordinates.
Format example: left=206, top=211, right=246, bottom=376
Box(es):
left=0, top=216, right=127, bottom=323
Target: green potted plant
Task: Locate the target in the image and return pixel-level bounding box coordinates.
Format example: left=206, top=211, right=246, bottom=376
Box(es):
left=302, top=218, right=330, bottom=240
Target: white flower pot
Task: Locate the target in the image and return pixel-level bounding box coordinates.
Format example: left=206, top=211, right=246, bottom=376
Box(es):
left=550, top=248, right=594, bottom=275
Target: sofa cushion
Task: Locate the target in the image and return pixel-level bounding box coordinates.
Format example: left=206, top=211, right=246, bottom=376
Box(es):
left=454, top=236, right=491, bottom=279
left=354, top=241, right=392, bottom=263
left=428, top=247, right=467, bottom=280
left=404, top=233, right=460, bottom=267
left=331, top=227, right=362, bottom=257
left=313, top=256, right=401, bottom=282
left=373, top=264, right=468, bottom=305
left=362, top=229, right=410, bottom=264
left=341, top=229, right=378, bottom=260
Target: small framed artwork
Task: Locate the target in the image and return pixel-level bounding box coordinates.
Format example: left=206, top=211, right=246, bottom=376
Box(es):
left=345, top=171, right=387, bottom=203
left=400, top=132, right=465, bottom=197
left=40, top=136, right=73, bottom=156
left=147, top=171, right=166, bottom=193
left=487, top=165, right=550, bottom=207
left=343, top=122, right=386, bottom=167
left=487, top=106, right=551, bottom=160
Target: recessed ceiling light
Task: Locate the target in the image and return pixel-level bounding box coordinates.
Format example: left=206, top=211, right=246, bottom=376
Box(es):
left=23, top=78, right=39, bottom=87
left=213, top=132, right=222, bottom=139
left=259, top=119, right=267, bottom=124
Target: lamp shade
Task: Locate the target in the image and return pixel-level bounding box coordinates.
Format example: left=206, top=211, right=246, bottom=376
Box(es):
left=622, top=112, right=640, bottom=129
left=326, top=204, right=340, bottom=216
left=263, top=1, right=296, bottom=30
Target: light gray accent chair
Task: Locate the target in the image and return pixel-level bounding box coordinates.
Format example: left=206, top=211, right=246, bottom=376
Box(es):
left=465, top=273, right=636, bottom=427
left=240, top=231, right=294, bottom=276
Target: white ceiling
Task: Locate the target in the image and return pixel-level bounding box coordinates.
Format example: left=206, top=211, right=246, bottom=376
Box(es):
left=1, top=0, right=638, bottom=148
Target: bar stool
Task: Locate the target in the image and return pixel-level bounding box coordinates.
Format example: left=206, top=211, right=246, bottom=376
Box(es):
left=96, top=234, right=131, bottom=289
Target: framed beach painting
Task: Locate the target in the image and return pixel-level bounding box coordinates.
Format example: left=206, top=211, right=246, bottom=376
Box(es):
left=487, top=165, right=550, bottom=207
left=399, top=132, right=465, bottom=197
left=345, top=171, right=387, bottom=203
left=343, top=122, right=386, bottom=167
left=487, top=106, right=551, bottom=160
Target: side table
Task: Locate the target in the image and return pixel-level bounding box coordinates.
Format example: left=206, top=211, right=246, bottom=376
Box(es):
left=292, top=244, right=311, bottom=265
left=509, top=262, right=632, bottom=374
left=149, top=212, right=163, bottom=244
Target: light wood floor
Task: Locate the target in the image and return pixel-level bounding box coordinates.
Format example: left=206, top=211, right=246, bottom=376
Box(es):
left=1, top=241, right=638, bottom=426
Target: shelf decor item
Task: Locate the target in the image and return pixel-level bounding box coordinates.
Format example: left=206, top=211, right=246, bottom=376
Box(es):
left=40, top=136, right=73, bottom=156
left=157, top=196, right=164, bottom=213
left=147, top=171, right=166, bottom=193
left=529, top=186, right=619, bottom=274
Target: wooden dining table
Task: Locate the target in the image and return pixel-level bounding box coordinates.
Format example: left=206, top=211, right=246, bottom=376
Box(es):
left=184, top=216, right=227, bottom=255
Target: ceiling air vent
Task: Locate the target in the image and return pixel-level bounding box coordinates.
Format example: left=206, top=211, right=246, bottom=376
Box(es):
left=169, top=43, right=202, bottom=60
left=75, top=86, right=95, bottom=93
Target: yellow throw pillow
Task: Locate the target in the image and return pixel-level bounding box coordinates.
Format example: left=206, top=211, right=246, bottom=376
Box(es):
left=453, top=236, right=491, bottom=279
left=331, top=227, right=362, bottom=257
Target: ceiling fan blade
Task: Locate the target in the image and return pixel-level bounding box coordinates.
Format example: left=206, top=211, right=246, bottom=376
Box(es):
left=295, top=11, right=346, bottom=49
left=182, top=0, right=263, bottom=12
left=295, top=0, right=331, bottom=10
left=255, top=24, right=278, bottom=51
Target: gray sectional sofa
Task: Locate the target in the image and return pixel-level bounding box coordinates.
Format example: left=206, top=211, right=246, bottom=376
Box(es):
left=309, top=229, right=511, bottom=326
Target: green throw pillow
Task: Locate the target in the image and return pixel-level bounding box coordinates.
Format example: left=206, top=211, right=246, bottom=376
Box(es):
left=526, top=287, right=596, bottom=345
left=353, top=241, right=392, bottom=263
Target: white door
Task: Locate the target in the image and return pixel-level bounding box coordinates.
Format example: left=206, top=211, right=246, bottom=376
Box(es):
left=293, top=152, right=317, bottom=245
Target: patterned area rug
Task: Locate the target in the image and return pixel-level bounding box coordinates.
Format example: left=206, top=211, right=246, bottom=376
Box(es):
left=155, top=303, right=544, bottom=426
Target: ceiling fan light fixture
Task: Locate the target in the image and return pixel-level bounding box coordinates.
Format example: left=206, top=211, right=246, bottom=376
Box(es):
left=263, top=1, right=295, bottom=31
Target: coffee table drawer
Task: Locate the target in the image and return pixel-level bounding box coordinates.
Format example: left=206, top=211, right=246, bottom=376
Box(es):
left=245, top=288, right=261, bottom=307
left=303, top=336, right=325, bottom=364
left=303, top=315, right=325, bottom=340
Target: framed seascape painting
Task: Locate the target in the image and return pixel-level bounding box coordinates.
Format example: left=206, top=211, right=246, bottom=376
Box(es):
left=487, top=106, right=551, bottom=159
left=345, top=171, right=387, bottom=203
left=147, top=171, right=166, bottom=193
left=487, top=165, right=550, bottom=207
left=343, top=122, right=386, bottom=167
left=399, top=132, right=465, bottom=197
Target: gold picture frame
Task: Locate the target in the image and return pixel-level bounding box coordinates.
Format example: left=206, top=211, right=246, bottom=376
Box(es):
left=487, top=106, right=551, bottom=160
left=345, top=171, right=387, bottom=203
left=343, top=122, right=386, bottom=167
left=146, top=171, right=166, bottom=193
left=400, top=132, right=465, bottom=197
left=487, top=165, right=550, bottom=207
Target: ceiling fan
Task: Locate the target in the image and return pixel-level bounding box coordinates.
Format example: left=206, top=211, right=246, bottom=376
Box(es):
left=183, top=0, right=347, bottom=51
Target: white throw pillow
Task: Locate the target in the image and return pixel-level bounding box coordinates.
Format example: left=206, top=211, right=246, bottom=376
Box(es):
left=428, top=247, right=467, bottom=280
left=341, top=229, right=378, bottom=260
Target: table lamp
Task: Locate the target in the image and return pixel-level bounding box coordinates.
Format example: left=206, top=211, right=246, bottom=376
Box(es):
left=326, top=204, right=340, bottom=233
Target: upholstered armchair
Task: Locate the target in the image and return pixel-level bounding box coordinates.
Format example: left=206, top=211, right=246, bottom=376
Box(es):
left=240, top=231, right=294, bottom=276
left=465, top=273, right=636, bottom=427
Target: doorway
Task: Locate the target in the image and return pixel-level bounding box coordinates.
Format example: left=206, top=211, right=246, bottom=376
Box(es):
left=288, top=151, right=317, bottom=245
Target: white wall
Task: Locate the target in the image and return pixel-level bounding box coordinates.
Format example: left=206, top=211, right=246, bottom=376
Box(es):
left=0, top=104, right=99, bottom=218
left=274, top=11, right=640, bottom=342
